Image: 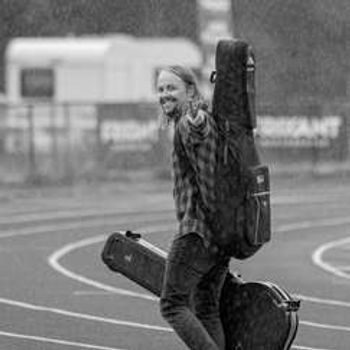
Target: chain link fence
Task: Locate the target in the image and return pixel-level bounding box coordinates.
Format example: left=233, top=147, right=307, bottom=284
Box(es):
left=0, top=101, right=348, bottom=184
left=0, top=102, right=170, bottom=184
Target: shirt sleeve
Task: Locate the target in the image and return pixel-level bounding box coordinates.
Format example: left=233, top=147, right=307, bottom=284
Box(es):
left=176, top=109, right=218, bottom=213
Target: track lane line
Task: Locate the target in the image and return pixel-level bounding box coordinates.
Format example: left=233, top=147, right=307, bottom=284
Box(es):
left=0, top=297, right=171, bottom=332
left=277, top=216, right=350, bottom=233
left=0, top=296, right=348, bottom=337
left=312, top=236, right=350, bottom=280
left=48, top=234, right=158, bottom=302
left=295, top=294, right=350, bottom=308
left=0, top=300, right=337, bottom=350
left=48, top=228, right=350, bottom=334
left=0, top=330, right=127, bottom=350
left=0, top=213, right=173, bottom=240
left=49, top=222, right=350, bottom=309
left=293, top=346, right=334, bottom=350
left=2, top=198, right=349, bottom=350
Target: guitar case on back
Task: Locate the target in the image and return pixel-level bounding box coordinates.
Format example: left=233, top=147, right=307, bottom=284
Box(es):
left=208, top=39, right=271, bottom=260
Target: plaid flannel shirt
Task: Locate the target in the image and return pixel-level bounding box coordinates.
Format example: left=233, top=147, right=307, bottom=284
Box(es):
left=172, top=108, right=218, bottom=245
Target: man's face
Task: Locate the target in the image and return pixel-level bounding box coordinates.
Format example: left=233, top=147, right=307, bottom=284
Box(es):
left=156, top=70, right=188, bottom=119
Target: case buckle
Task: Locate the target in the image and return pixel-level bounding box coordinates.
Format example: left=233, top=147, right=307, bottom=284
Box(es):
left=280, top=299, right=301, bottom=312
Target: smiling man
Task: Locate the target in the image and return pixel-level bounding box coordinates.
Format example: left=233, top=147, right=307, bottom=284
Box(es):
left=156, top=66, right=230, bottom=350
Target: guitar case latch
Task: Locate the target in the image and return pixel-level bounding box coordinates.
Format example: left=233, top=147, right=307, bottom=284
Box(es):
left=281, top=299, right=301, bottom=312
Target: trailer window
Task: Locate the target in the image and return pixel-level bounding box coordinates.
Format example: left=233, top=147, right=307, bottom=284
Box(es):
left=21, top=68, right=54, bottom=99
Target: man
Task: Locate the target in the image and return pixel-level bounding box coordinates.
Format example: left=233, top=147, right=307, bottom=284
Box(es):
left=156, top=65, right=229, bottom=350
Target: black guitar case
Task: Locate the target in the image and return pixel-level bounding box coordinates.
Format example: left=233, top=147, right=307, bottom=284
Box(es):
left=101, top=231, right=300, bottom=350
left=207, top=39, right=271, bottom=260
left=211, top=39, right=256, bottom=130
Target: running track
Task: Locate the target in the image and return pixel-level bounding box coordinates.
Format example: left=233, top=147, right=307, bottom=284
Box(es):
left=0, top=176, right=349, bottom=349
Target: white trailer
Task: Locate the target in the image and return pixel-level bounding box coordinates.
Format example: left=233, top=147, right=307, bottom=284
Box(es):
left=5, top=35, right=202, bottom=103
left=3, top=35, right=202, bottom=154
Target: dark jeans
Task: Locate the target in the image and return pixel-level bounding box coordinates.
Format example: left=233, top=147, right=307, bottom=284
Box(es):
left=160, top=233, right=229, bottom=350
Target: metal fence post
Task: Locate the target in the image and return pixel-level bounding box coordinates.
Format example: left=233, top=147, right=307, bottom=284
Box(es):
left=63, top=102, right=74, bottom=182
left=27, top=103, right=37, bottom=181
left=96, top=109, right=103, bottom=166
left=50, top=103, right=59, bottom=178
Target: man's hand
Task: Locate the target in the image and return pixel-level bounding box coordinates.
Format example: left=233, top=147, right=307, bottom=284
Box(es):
left=186, top=101, right=206, bottom=127
left=186, top=109, right=206, bottom=127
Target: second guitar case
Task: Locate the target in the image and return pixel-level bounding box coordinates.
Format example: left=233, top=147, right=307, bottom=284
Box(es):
left=101, top=231, right=300, bottom=350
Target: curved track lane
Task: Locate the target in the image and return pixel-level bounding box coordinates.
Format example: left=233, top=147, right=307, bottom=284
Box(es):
left=0, top=178, right=349, bottom=349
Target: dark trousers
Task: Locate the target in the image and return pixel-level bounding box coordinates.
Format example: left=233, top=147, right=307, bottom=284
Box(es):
left=160, top=233, right=229, bottom=350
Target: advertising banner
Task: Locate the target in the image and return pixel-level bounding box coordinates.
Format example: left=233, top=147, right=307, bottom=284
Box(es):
left=257, top=115, right=343, bottom=148
left=97, top=103, right=162, bottom=168
left=97, top=103, right=159, bottom=153
left=99, top=119, right=159, bottom=152
left=256, top=114, right=347, bottom=160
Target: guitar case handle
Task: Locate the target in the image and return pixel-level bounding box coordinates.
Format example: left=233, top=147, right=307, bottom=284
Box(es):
left=125, top=230, right=142, bottom=240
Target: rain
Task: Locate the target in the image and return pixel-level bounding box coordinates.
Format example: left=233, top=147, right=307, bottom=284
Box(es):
left=0, top=1, right=349, bottom=350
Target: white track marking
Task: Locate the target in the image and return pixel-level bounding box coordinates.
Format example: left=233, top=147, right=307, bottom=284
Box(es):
left=48, top=234, right=158, bottom=302
left=277, top=216, right=350, bottom=233
left=4, top=208, right=349, bottom=344
left=0, top=295, right=349, bottom=337
left=0, top=297, right=171, bottom=332
left=280, top=217, right=350, bottom=290
left=48, top=222, right=350, bottom=309
left=297, top=320, right=350, bottom=333
left=0, top=215, right=173, bottom=239
left=1, top=199, right=348, bottom=350
left=295, top=294, right=350, bottom=308
left=292, top=346, right=333, bottom=350
left=0, top=330, right=127, bottom=350
left=300, top=320, right=350, bottom=332
left=272, top=193, right=347, bottom=206
left=312, top=236, right=350, bottom=280
left=3, top=328, right=329, bottom=350
left=48, top=231, right=350, bottom=334
left=74, top=290, right=118, bottom=296
left=0, top=207, right=172, bottom=226
left=0, top=208, right=120, bottom=225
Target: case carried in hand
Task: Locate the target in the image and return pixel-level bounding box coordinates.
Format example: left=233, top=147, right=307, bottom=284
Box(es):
left=101, top=231, right=300, bottom=350
left=220, top=273, right=300, bottom=350
left=102, top=230, right=166, bottom=296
